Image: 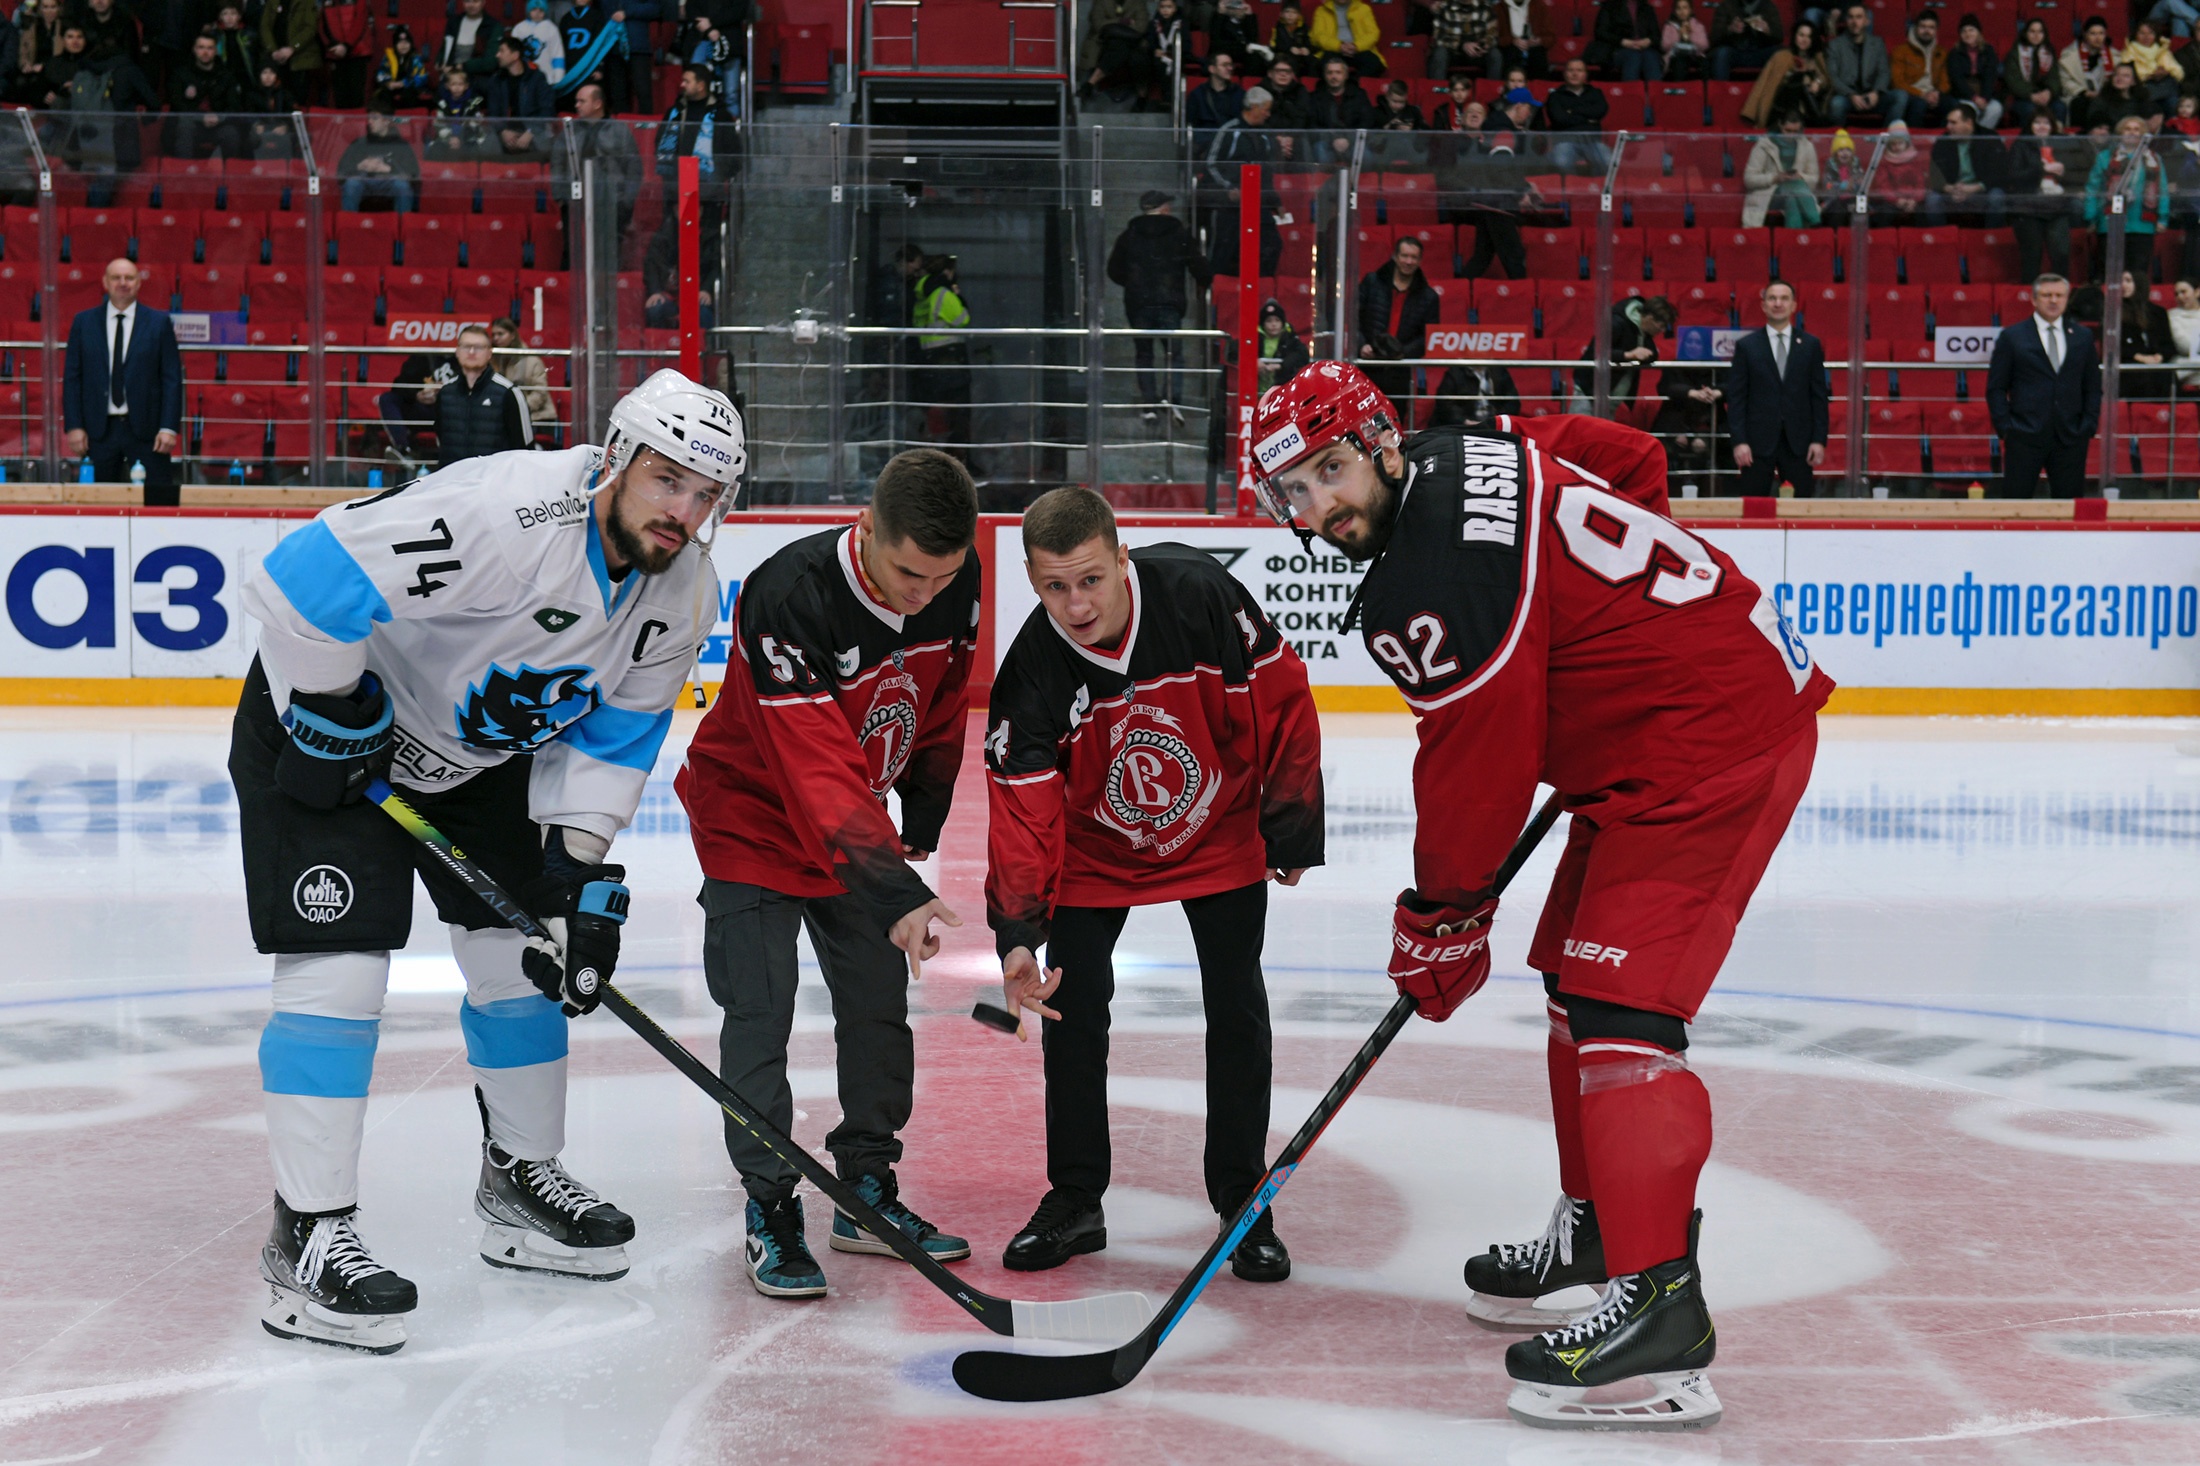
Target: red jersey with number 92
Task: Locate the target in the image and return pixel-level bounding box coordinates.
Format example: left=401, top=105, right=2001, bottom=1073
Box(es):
left=1356, top=414, right=1832, bottom=906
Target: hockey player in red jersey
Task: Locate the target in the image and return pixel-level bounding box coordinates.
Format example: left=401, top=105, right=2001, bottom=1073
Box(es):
left=677, top=450, right=980, bottom=1300
left=1249, top=363, right=1829, bottom=1430
left=986, top=487, right=1325, bottom=1281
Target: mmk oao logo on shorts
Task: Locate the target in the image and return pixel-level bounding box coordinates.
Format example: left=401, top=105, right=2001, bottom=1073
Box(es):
left=292, top=865, right=355, bottom=924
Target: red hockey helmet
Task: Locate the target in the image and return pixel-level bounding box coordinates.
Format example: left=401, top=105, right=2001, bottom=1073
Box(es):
left=1247, top=361, right=1401, bottom=528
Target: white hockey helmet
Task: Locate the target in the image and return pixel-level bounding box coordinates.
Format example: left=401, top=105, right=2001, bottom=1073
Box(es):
left=602, top=368, right=747, bottom=493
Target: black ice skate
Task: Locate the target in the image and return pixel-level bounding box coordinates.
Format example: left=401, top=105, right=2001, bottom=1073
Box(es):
left=260, top=1194, right=418, bottom=1355
left=1502, top=1211, right=1720, bottom=1432
left=474, top=1093, right=634, bottom=1280
left=1463, top=1194, right=1609, bottom=1331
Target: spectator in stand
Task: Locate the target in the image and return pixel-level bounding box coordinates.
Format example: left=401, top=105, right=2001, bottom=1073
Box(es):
left=1742, top=111, right=1821, bottom=226
left=2167, top=277, right=2200, bottom=391
left=484, top=36, right=551, bottom=156
left=1310, top=53, right=1378, bottom=161
left=1661, top=0, right=1709, bottom=80
left=78, top=0, right=138, bottom=66
left=1107, top=189, right=1212, bottom=418
left=1945, top=13, right=2000, bottom=128
left=1454, top=91, right=1541, bottom=277
left=1650, top=355, right=1725, bottom=481
left=1429, top=0, right=1493, bottom=79
left=678, top=0, right=748, bottom=113
left=338, top=96, right=419, bottom=211
left=1488, top=0, right=1549, bottom=78
left=62, top=257, right=182, bottom=500
left=656, top=63, right=735, bottom=185
left=1827, top=4, right=1891, bottom=124
left=1265, top=56, right=1311, bottom=127
left=911, top=255, right=974, bottom=466
left=1356, top=234, right=1441, bottom=410
left=1589, top=0, right=1661, bottom=81
left=2162, top=117, right=2200, bottom=277
left=511, top=0, right=565, bottom=87
left=1889, top=10, right=1950, bottom=127
left=1204, top=85, right=1290, bottom=274
left=2002, top=16, right=2059, bottom=129
left=558, top=77, right=639, bottom=238
left=2172, top=92, right=2200, bottom=135
left=1925, top=101, right=2006, bottom=227
left=2085, top=114, right=2167, bottom=292
left=1869, top=118, right=1929, bottom=226
left=437, top=0, right=502, bottom=79
left=1142, top=0, right=1187, bottom=98
left=379, top=346, right=454, bottom=463
left=642, top=208, right=716, bottom=328
left=1430, top=358, right=1519, bottom=425
left=1432, top=72, right=1479, bottom=128
left=2092, top=268, right=2178, bottom=398
left=1187, top=50, right=1243, bottom=156
left=1376, top=77, right=1424, bottom=127
left=1271, top=2, right=1318, bottom=76
left=1725, top=279, right=1828, bottom=497
left=428, top=63, right=488, bottom=157
left=2073, top=60, right=2153, bottom=132
left=373, top=23, right=430, bottom=108
left=14, top=0, right=60, bottom=106
left=26, top=21, right=83, bottom=108
left=1545, top=56, right=1609, bottom=174
left=2006, top=111, right=2076, bottom=280
left=1819, top=125, right=1860, bottom=221
left=259, top=0, right=319, bottom=104
left=1710, top=0, right=1780, bottom=80
left=1253, top=297, right=1312, bottom=390
left=319, top=0, right=372, bottom=107
left=1209, top=0, right=1266, bottom=71
left=1742, top=18, right=1830, bottom=127
left=163, top=32, right=244, bottom=160
left=427, top=325, right=530, bottom=471
left=1080, top=0, right=1149, bottom=102
left=141, top=0, right=194, bottom=90
left=58, top=34, right=158, bottom=197
left=1312, top=0, right=1386, bottom=77
left=617, top=0, right=664, bottom=117
left=210, top=4, right=261, bottom=88
left=489, top=317, right=553, bottom=440
left=245, top=61, right=294, bottom=156
left=1986, top=273, right=2100, bottom=497
left=1571, top=294, right=1674, bottom=414
left=2059, top=16, right=2113, bottom=116
left=556, top=0, right=626, bottom=108
left=2124, top=19, right=2182, bottom=112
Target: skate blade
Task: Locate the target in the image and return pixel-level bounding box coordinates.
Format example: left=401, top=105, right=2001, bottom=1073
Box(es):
left=478, top=1222, right=630, bottom=1281
left=1466, top=1285, right=1604, bottom=1332
left=1506, top=1370, right=1723, bottom=1432
left=261, top=1286, right=409, bottom=1356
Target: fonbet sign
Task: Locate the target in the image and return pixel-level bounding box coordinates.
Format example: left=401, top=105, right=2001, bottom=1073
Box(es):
left=1423, top=328, right=1532, bottom=360
left=385, top=316, right=491, bottom=346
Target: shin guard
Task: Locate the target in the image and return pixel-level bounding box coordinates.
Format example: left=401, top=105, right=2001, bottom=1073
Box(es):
left=1577, top=1040, right=1711, bottom=1277
left=1543, top=979, right=1591, bottom=1200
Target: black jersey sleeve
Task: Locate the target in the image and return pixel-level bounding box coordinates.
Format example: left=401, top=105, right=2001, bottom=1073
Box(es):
left=983, top=616, right=1073, bottom=958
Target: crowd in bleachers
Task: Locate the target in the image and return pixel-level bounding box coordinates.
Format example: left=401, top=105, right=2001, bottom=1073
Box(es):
left=1118, top=0, right=2200, bottom=486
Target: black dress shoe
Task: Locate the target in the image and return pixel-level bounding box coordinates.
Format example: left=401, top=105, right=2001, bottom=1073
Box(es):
left=1001, top=1190, right=1107, bottom=1272
left=1227, top=1208, right=1291, bottom=1283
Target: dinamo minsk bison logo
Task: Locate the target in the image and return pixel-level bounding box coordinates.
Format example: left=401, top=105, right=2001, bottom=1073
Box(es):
left=455, top=663, right=602, bottom=753
left=1098, top=713, right=1222, bottom=858
left=859, top=676, right=922, bottom=794
left=292, top=865, right=354, bottom=924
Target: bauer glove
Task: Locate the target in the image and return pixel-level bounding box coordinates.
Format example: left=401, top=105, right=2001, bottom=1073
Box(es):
left=276, top=674, right=394, bottom=810
left=1388, top=889, right=1497, bottom=1022
left=520, top=831, right=628, bottom=1016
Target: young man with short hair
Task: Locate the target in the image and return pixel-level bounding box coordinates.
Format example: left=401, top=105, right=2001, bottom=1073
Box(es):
left=427, top=324, right=531, bottom=470
left=987, top=487, right=1324, bottom=1280
left=677, top=449, right=981, bottom=1299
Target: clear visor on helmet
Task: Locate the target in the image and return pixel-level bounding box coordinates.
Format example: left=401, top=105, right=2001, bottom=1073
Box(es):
left=604, top=434, right=737, bottom=546
left=1251, top=439, right=1372, bottom=529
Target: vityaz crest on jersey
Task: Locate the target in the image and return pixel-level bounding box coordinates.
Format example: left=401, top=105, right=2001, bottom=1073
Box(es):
left=858, top=673, right=922, bottom=793
left=456, top=662, right=603, bottom=752
left=1095, top=700, right=1220, bottom=858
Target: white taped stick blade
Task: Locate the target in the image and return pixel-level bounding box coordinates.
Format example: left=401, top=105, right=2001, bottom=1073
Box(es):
left=1010, top=1290, right=1154, bottom=1343
left=1506, top=1370, right=1723, bottom=1432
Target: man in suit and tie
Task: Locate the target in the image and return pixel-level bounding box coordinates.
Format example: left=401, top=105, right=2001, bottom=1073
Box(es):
left=1986, top=273, right=2102, bottom=499
left=1724, top=279, right=1831, bottom=497
left=63, top=258, right=185, bottom=504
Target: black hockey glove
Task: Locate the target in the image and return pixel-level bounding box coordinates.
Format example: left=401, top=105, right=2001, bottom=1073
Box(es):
left=275, top=674, right=394, bottom=810
left=520, top=831, right=629, bottom=1016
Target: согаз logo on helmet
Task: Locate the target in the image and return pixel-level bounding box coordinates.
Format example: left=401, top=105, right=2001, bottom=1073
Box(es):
left=688, top=436, right=735, bottom=465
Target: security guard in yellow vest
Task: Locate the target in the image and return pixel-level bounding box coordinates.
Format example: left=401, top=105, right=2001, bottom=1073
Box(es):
left=911, top=256, right=973, bottom=467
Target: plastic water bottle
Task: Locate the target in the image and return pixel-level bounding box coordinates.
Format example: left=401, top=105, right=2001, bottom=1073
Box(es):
left=129, top=460, right=145, bottom=496
left=228, top=458, right=245, bottom=485
left=77, top=458, right=93, bottom=484
left=0, top=463, right=12, bottom=485
left=366, top=467, right=384, bottom=489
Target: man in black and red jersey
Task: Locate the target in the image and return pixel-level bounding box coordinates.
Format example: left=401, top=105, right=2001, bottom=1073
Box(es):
left=1248, top=363, right=1830, bottom=1431
left=676, top=449, right=980, bottom=1301
left=986, top=487, right=1324, bottom=1281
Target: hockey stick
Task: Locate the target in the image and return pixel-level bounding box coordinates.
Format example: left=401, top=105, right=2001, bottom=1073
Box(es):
left=951, top=789, right=1568, bottom=1402
left=365, top=777, right=1153, bottom=1345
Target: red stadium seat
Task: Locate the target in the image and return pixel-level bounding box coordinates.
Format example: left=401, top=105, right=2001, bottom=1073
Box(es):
left=1965, top=227, right=2020, bottom=282
left=62, top=207, right=132, bottom=267
left=1924, top=401, right=1996, bottom=473
left=1897, top=228, right=1964, bottom=283
left=267, top=383, right=322, bottom=461
left=1774, top=229, right=1839, bottom=281
left=464, top=215, right=526, bottom=271
left=175, top=264, right=246, bottom=312
left=1601, top=82, right=1651, bottom=128
left=1644, top=82, right=1705, bottom=131
left=1670, top=280, right=1732, bottom=325
left=1862, top=283, right=1925, bottom=337
left=1541, top=282, right=1596, bottom=349
left=217, top=347, right=295, bottom=384
left=528, top=213, right=565, bottom=271
left=334, top=214, right=398, bottom=267
left=204, top=212, right=267, bottom=267
left=1706, top=227, right=1773, bottom=284
left=135, top=208, right=199, bottom=265
left=1607, top=232, right=1649, bottom=284
left=194, top=385, right=270, bottom=460
left=1863, top=400, right=1923, bottom=475
left=1703, top=82, right=1750, bottom=130
left=1438, top=283, right=1474, bottom=322
left=1277, top=221, right=1317, bottom=277
left=1380, top=173, right=1440, bottom=227
left=1521, top=226, right=1585, bottom=279
left=0, top=207, right=40, bottom=266
left=450, top=270, right=514, bottom=319
left=1996, top=283, right=2035, bottom=322
left=1353, top=223, right=1396, bottom=263
left=245, top=266, right=308, bottom=322
left=56, top=262, right=109, bottom=319
left=323, top=266, right=378, bottom=322
left=418, top=163, right=479, bottom=215
left=383, top=268, right=449, bottom=317
left=399, top=214, right=463, bottom=269
left=516, top=271, right=571, bottom=337
left=1930, top=284, right=1994, bottom=326
left=0, top=264, right=37, bottom=319
left=1645, top=226, right=1706, bottom=282
left=2125, top=401, right=2200, bottom=476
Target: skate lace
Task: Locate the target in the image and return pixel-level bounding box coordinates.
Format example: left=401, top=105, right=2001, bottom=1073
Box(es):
left=1493, top=1194, right=1578, bottom=1284
left=1540, top=1275, right=1637, bottom=1348
left=298, top=1213, right=383, bottom=1292
left=517, top=1157, right=604, bottom=1219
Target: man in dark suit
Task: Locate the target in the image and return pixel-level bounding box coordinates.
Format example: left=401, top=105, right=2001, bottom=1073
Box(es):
left=1724, top=279, right=1831, bottom=497
left=1986, top=273, right=2102, bottom=498
left=63, top=258, right=184, bottom=503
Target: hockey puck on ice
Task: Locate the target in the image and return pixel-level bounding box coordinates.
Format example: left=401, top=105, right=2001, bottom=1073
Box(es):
left=971, top=1002, right=1021, bottom=1035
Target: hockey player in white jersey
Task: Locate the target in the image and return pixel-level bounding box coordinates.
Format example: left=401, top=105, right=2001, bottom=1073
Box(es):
left=229, top=370, right=740, bottom=1354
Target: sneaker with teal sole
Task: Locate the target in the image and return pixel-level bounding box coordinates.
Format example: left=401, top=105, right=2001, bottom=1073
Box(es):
left=829, top=1173, right=972, bottom=1262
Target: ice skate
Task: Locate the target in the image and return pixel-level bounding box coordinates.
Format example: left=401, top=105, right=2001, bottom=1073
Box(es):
left=1464, top=1193, right=1608, bottom=1331
left=1503, top=1211, right=1719, bottom=1432
left=474, top=1089, right=635, bottom=1281
left=260, top=1195, right=417, bottom=1355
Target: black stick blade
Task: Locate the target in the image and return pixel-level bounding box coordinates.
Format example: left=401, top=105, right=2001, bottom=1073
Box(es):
left=952, top=1343, right=1140, bottom=1402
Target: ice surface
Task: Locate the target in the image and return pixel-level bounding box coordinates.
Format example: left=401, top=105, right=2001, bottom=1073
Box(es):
left=0, top=708, right=2198, bottom=1464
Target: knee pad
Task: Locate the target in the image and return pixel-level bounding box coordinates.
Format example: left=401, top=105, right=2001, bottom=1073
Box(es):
left=271, top=949, right=391, bottom=1021
left=1563, top=993, right=1689, bottom=1053
left=451, top=924, right=536, bottom=1007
